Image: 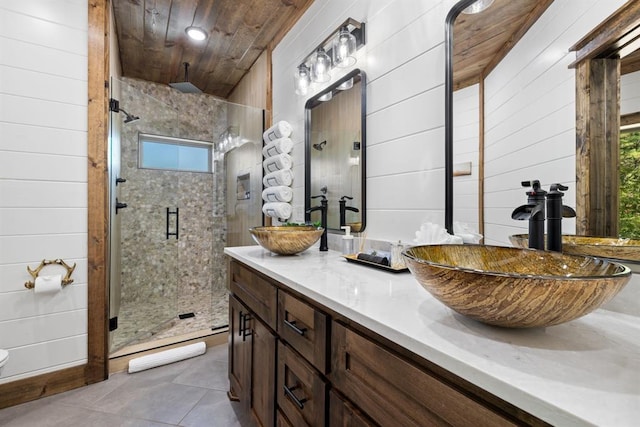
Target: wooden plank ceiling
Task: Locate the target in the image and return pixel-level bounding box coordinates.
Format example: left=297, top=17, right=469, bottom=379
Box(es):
left=112, top=0, right=313, bottom=98
left=453, top=0, right=554, bottom=90
left=453, top=0, right=640, bottom=90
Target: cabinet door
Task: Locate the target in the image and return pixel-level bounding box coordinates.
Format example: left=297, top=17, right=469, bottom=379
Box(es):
left=228, top=295, right=251, bottom=411
left=251, top=315, right=276, bottom=427
left=331, top=322, right=516, bottom=427
left=329, top=390, right=375, bottom=427
left=277, top=342, right=326, bottom=427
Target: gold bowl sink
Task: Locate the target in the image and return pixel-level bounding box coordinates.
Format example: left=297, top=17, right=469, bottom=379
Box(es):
left=402, top=245, right=631, bottom=328
left=509, top=234, right=640, bottom=262
left=249, top=226, right=324, bottom=255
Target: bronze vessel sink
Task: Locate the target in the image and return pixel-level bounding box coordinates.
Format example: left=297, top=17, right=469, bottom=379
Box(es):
left=249, top=226, right=324, bottom=255
left=509, top=234, right=640, bottom=263
left=403, top=245, right=631, bottom=328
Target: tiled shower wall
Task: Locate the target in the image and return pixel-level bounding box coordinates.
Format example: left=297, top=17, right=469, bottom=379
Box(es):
left=115, top=78, right=228, bottom=348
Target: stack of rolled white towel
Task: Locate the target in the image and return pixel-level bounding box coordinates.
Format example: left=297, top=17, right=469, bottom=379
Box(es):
left=262, top=121, right=294, bottom=220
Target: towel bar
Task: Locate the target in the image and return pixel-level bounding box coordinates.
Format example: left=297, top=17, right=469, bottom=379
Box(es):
left=24, top=259, right=76, bottom=289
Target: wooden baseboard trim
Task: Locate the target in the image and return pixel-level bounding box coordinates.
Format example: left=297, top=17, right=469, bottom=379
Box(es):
left=0, top=365, right=87, bottom=410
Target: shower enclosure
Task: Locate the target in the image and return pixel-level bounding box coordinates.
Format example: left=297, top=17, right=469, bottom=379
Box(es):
left=108, top=77, right=264, bottom=353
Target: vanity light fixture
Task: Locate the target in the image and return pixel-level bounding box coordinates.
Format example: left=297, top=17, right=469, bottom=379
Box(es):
left=293, top=18, right=365, bottom=96
left=333, top=26, right=357, bottom=67
left=311, top=48, right=332, bottom=83
left=185, top=26, right=208, bottom=41
left=318, top=91, right=332, bottom=102
left=295, top=65, right=311, bottom=95
left=461, top=0, right=494, bottom=14
left=337, top=78, right=354, bottom=90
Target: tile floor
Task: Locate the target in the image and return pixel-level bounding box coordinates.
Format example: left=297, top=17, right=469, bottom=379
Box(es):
left=0, top=344, right=244, bottom=427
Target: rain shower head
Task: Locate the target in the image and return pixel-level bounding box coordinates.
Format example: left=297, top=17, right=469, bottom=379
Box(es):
left=170, top=62, right=202, bottom=94
left=109, top=99, right=140, bottom=124
left=313, top=140, right=327, bottom=151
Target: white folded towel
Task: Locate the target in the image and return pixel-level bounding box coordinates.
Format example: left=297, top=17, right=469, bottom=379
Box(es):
left=262, top=202, right=292, bottom=219
left=262, top=186, right=293, bottom=203
left=263, top=121, right=292, bottom=143
left=263, top=137, right=293, bottom=157
left=263, top=153, right=292, bottom=173
left=263, top=169, right=293, bottom=187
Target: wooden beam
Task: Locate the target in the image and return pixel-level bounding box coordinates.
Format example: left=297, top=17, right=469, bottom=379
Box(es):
left=87, top=0, right=110, bottom=383
left=569, top=0, right=640, bottom=68
left=575, top=58, right=620, bottom=236
left=621, top=111, right=640, bottom=127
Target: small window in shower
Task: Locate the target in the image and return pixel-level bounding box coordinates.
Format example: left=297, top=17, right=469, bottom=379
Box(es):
left=138, top=133, right=213, bottom=173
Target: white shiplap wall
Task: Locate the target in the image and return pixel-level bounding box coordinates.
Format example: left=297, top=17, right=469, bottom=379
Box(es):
left=273, top=0, right=457, bottom=243
left=621, top=70, right=640, bottom=116
left=0, top=0, right=88, bottom=383
left=453, top=84, right=479, bottom=232
left=274, top=0, right=627, bottom=246
left=483, top=0, right=627, bottom=246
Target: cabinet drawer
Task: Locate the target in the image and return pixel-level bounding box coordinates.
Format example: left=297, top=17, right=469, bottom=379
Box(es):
left=278, top=290, right=328, bottom=373
left=329, top=389, right=375, bottom=427
left=277, top=342, right=327, bottom=427
left=229, top=260, right=277, bottom=329
left=331, top=322, right=517, bottom=427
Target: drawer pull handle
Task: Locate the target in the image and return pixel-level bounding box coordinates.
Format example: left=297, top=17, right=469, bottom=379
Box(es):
left=239, top=311, right=252, bottom=341
left=284, top=319, right=307, bottom=336
left=283, top=384, right=307, bottom=409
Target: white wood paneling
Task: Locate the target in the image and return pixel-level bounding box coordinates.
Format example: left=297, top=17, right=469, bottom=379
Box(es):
left=0, top=310, right=88, bottom=348
left=0, top=122, right=87, bottom=156
left=0, top=181, right=86, bottom=208
left=621, top=71, right=640, bottom=116
left=0, top=335, right=87, bottom=383
left=0, top=0, right=88, bottom=382
left=0, top=65, right=87, bottom=105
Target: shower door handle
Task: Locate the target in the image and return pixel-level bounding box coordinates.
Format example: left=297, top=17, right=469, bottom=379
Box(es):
left=166, top=208, right=179, bottom=239
left=115, top=198, right=128, bottom=214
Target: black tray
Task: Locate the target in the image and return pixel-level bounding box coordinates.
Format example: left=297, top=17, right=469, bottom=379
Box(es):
left=342, top=254, right=409, bottom=273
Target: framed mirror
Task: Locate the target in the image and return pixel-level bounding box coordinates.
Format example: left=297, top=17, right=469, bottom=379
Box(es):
left=305, top=69, right=366, bottom=232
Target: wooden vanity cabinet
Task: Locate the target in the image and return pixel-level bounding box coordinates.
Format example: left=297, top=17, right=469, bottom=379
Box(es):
left=228, top=258, right=541, bottom=427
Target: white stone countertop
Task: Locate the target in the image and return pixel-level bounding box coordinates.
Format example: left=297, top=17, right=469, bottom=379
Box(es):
left=224, top=245, right=640, bottom=427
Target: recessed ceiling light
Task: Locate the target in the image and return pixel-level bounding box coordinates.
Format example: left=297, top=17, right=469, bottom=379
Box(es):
left=186, top=26, right=207, bottom=41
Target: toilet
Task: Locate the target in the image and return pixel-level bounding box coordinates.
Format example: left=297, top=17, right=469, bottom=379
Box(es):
left=0, top=349, right=8, bottom=375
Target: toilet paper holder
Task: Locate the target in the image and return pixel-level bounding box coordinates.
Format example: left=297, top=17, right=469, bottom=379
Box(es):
left=24, top=259, right=76, bottom=289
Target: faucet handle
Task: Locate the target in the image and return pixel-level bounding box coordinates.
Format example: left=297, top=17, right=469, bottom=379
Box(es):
left=311, top=194, right=327, bottom=201
left=521, top=180, right=541, bottom=190
left=340, top=195, right=353, bottom=201
left=549, top=183, right=569, bottom=192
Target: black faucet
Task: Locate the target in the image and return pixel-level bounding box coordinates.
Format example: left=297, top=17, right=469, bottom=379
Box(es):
left=306, top=195, right=328, bottom=251
left=511, top=180, right=547, bottom=250
left=339, top=196, right=359, bottom=228
left=546, top=183, right=576, bottom=252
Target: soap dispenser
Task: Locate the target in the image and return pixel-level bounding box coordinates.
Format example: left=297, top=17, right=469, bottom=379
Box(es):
left=341, top=226, right=354, bottom=255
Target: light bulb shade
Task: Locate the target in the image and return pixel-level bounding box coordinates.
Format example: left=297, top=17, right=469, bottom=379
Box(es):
left=185, top=26, right=208, bottom=41
left=337, top=78, right=354, bottom=90
left=318, top=91, right=332, bottom=102
left=294, top=65, right=311, bottom=95
left=311, top=48, right=332, bottom=83
left=461, top=0, right=494, bottom=14
left=333, top=27, right=357, bottom=68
